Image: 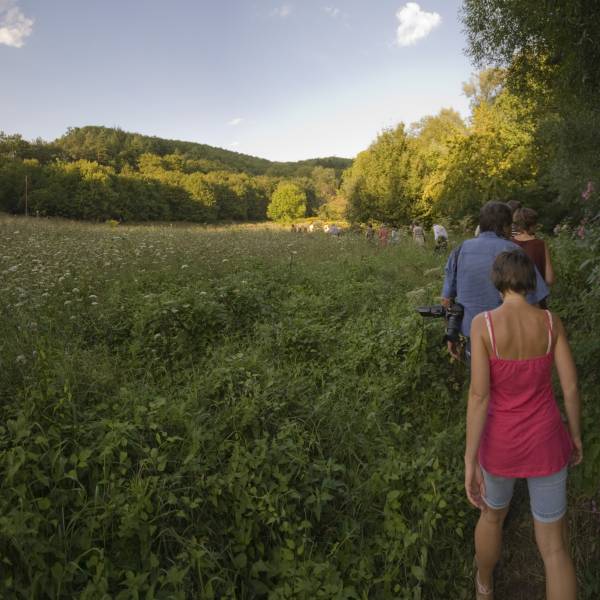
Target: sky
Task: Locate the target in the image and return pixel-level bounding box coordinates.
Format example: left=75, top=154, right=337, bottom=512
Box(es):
left=0, top=0, right=474, bottom=162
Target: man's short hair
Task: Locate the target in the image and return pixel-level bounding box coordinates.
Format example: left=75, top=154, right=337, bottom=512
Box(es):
left=491, top=250, right=536, bottom=294
left=479, top=202, right=512, bottom=237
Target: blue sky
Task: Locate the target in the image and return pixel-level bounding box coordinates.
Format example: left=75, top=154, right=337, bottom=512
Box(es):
left=0, top=1, right=473, bottom=161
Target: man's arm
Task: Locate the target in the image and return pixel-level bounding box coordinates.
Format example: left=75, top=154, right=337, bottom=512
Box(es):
left=528, top=264, right=549, bottom=305
left=441, top=247, right=461, bottom=359
left=441, top=247, right=459, bottom=301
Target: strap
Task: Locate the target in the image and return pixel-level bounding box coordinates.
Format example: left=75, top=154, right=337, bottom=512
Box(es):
left=484, top=311, right=499, bottom=358
left=545, top=310, right=553, bottom=354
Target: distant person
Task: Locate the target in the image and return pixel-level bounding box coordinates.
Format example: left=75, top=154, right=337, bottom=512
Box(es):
left=506, top=200, right=522, bottom=238
left=412, top=223, right=425, bottom=246
left=390, top=227, right=399, bottom=244
left=465, top=250, right=581, bottom=600
left=378, top=224, right=389, bottom=246
left=442, top=201, right=549, bottom=361
left=365, top=223, right=375, bottom=241
left=513, top=207, right=555, bottom=286
left=432, top=223, right=448, bottom=251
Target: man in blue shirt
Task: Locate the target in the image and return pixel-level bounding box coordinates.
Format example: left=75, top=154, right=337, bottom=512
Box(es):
left=441, top=201, right=549, bottom=359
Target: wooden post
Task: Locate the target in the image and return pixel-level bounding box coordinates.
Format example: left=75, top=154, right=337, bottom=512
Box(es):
left=25, top=175, right=29, bottom=217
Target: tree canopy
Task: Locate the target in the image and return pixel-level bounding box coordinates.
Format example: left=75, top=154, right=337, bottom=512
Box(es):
left=267, top=182, right=307, bottom=222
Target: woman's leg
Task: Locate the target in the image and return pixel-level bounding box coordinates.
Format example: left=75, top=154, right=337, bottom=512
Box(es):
left=528, top=467, right=575, bottom=600
left=476, top=468, right=515, bottom=590
left=474, top=504, right=510, bottom=589
left=533, top=516, right=576, bottom=600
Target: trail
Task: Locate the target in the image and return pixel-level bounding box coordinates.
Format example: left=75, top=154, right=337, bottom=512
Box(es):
left=493, top=482, right=598, bottom=599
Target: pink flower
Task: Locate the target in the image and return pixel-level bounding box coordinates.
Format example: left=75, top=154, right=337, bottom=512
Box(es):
left=581, top=180, right=595, bottom=201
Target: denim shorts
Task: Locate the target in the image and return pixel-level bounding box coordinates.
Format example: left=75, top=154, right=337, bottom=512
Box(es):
left=481, top=465, right=568, bottom=523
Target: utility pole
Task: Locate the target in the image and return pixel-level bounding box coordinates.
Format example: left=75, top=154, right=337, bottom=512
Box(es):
left=25, top=175, right=29, bottom=217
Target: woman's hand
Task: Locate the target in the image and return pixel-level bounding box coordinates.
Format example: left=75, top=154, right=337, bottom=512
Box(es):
left=571, top=437, right=583, bottom=466
left=465, top=460, right=486, bottom=510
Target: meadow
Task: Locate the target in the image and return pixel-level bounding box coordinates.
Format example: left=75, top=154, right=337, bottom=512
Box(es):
left=0, top=216, right=598, bottom=599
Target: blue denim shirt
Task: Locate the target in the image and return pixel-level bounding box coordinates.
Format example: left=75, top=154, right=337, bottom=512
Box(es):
left=441, top=232, right=549, bottom=337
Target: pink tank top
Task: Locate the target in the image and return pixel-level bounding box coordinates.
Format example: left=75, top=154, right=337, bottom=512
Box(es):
left=478, top=310, right=573, bottom=478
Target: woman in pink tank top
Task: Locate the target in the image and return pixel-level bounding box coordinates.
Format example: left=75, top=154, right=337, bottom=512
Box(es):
left=464, top=250, right=582, bottom=599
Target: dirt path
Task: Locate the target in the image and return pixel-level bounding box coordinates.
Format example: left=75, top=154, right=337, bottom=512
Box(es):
left=491, top=482, right=600, bottom=599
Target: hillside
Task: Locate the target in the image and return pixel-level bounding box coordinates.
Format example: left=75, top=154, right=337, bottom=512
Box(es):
left=55, top=126, right=353, bottom=178
left=0, top=128, right=352, bottom=223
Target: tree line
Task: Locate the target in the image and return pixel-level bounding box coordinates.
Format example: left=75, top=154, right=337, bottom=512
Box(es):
left=342, top=1, right=600, bottom=229
left=2, top=1, right=599, bottom=227
left=0, top=127, right=349, bottom=223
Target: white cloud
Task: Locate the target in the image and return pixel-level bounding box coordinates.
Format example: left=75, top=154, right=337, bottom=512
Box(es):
left=323, top=6, right=340, bottom=18
left=0, top=0, right=33, bottom=48
left=395, top=2, right=440, bottom=47
left=271, top=4, right=292, bottom=18
left=230, top=141, right=240, bottom=148
left=228, top=117, right=243, bottom=126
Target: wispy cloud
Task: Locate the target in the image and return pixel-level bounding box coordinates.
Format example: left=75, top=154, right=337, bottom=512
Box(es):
left=228, top=117, right=243, bottom=126
left=395, top=2, right=440, bottom=47
left=0, top=0, right=33, bottom=48
left=322, top=6, right=340, bottom=18
left=271, top=4, right=292, bottom=18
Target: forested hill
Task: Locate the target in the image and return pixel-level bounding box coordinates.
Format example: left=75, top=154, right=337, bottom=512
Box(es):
left=0, top=126, right=352, bottom=223
left=56, top=126, right=352, bottom=178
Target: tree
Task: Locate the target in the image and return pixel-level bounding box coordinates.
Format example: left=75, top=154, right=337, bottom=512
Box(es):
left=267, top=182, right=307, bottom=222
left=426, top=90, right=538, bottom=220
left=462, top=1, right=600, bottom=213
left=342, top=124, right=416, bottom=224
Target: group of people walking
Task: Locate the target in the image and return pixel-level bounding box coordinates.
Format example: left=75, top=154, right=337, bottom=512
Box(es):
left=442, top=201, right=581, bottom=599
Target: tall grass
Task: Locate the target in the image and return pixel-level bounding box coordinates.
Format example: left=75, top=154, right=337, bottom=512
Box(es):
left=0, top=216, right=598, bottom=599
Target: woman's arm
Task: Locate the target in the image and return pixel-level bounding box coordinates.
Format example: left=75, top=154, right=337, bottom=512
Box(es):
left=553, top=314, right=582, bottom=464
left=544, top=240, right=556, bottom=286
left=465, top=315, right=491, bottom=508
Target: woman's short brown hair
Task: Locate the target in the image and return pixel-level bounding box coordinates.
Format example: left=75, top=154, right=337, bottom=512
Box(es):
left=513, top=207, right=538, bottom=234
left=491, top=250, right=536, bottom=294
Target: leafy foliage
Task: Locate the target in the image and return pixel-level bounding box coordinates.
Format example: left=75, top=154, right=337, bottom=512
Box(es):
left=267, top=182, right=307, bottom=222
left=0, top=129, right=350, bottom=224
left=0, top=217, right=597, bottom=598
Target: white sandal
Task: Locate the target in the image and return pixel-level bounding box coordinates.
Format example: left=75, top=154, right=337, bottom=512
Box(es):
left=473, top=556, right=494, bottom=599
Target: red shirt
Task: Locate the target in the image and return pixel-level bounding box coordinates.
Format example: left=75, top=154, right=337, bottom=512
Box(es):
left=478, top=310, right=572, bottom=477
left=513, top=238, right=546, bottom=279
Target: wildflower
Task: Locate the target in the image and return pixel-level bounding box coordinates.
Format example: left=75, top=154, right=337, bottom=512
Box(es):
left=89, top=294, right=97, bottom=299
left=16, top=355, right=26, bottom=364
left=181, top=264, right=189, bottom=269
left=64, top=300, right=72, bottom=305
left=581, top=181, right=595, bottom=201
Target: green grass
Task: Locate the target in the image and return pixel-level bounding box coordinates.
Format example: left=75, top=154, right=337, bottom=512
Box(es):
left=0, top=216, right=598, bottom=599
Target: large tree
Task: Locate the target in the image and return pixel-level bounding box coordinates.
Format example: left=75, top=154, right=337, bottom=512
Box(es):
left=267, top=182, right=307, bottom=222
left=462, top=0, right=600, bottom=211
left=342, top=124, right=416, bottom=224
